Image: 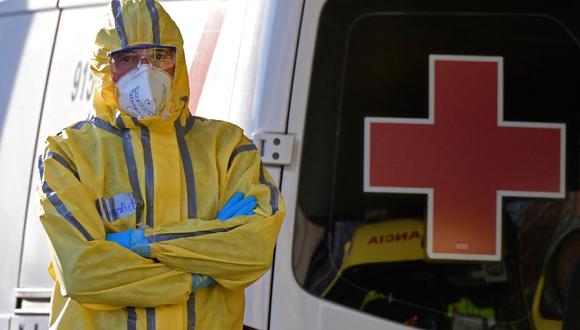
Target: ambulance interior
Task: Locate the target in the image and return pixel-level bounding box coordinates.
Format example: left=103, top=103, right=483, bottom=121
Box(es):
left=292, top=2, right=580, bottom=329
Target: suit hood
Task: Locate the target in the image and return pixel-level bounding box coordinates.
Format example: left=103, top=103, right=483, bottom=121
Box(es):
left=90, top=0, right=190, bottom=129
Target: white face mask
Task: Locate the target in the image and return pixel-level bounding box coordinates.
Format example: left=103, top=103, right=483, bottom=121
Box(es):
left=115, top=64, right=172, bottom=118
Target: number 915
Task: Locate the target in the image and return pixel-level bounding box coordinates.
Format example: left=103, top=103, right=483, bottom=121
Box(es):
left=71, top=61, right=94, bottom=102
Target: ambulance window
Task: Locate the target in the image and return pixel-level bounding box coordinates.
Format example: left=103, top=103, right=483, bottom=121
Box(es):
left=294, top=1, right=580, bottom=329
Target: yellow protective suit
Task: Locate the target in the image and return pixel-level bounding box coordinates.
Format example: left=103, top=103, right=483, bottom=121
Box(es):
left=37, top=1, right=285, bottom=329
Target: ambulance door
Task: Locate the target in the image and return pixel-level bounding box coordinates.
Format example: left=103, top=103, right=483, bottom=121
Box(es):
left=0, top=8, right=58, bottom=330
left=241, top=0, right=306, bottom=327
left=272, top=0, right=580, bottom=329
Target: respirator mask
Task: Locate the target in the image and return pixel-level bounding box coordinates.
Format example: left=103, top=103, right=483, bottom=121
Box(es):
left=110, top=45, right=176, bottom=118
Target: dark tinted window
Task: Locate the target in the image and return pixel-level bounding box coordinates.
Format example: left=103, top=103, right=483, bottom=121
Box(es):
left=294, top=1, right=580, bottom=329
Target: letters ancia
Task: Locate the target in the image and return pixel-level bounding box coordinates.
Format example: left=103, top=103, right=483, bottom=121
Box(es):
left=367, top=230, right=421, bottom=245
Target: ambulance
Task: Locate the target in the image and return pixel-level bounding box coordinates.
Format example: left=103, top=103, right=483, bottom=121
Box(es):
left=1, top=0, right=579, bottom=329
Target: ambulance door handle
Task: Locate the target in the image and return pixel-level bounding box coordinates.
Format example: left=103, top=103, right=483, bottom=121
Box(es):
left=251, top=132, right=294, bottom=166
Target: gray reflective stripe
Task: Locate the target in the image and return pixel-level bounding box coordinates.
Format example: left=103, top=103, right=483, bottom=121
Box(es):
left=260, top=163, right=278, bottom=215
left=145, top=0, right=160, bottom=45
left=43, top=152, right=79, bottom=180
left=89, top=117, right=123, bottom=137
left=111, top=0, right=128, bottom=48
left=115, top=114, right=127, bottom=130
left=184, top=116, right=196, bottom=134
left=174, top=119, right=197, bottom=218
left=42, top=181, right=94, bottom=241
left=96, top=198, right=111, bottom=222
left=139, top=124, right=155, bottom=227
left=104, top=198, right=114, bottom=221
left=103, top=198, right=113, bottom=222
left=227, top=144, right=258, bottom=170
left=122, top=130, right=144, bottom=225
left=38, top=155, right=93, bottom=241
left=71, top=121, right=86, bottom=130
left=127, top=307, right=137, bottom=330
left=187, top=294, right=196, bottom=330
left=98, top=198, right=112, bottom=222
left=147, top=225, right=241, bottom=243
left=146, top=307, right=156, bottom=330
left=38, top=156, right=44, bottom=179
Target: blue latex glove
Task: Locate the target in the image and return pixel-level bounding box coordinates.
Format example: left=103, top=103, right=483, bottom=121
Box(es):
left=105, top=230, right=131, bottom=249
left=106, top=228, right=150, bottom=258
left=192, top=274, right=215, bottom=292
left=216, top=192, right=257, bottom=220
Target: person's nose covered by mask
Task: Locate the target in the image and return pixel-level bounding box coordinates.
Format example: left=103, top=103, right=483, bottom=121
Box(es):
left=109, top=45, right=176, bottom=118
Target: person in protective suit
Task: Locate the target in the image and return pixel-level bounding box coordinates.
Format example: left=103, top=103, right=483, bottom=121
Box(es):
left=37, top=0, right=285, bottom=329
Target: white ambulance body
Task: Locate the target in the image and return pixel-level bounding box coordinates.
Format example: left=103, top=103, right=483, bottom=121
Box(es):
left=2, top=0, right=579, bottom=329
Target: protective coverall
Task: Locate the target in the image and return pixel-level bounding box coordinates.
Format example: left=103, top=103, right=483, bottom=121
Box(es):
left=37, top=0, right=285, bottom=329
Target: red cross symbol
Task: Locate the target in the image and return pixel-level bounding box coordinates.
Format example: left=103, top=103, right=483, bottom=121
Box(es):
left=364, top=55, right=565, bottom=261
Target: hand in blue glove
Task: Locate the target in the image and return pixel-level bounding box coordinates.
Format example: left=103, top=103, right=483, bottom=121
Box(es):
left=216, top=192, right=257, bottom=220
left=192, top=274, right=215, bottom=292
left=106, top=228, right=150, bottom=258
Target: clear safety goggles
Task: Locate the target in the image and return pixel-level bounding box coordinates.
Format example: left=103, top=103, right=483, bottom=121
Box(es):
left=109, top=45, right=176, bottom=74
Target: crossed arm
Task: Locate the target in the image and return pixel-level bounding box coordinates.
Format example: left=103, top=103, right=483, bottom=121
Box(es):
left=105, top=191, right=258, bottom=289
left=38, top=131, right=284, bottom=309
